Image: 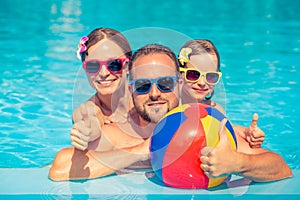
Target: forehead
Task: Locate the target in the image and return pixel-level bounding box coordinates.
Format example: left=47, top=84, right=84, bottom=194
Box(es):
left=187, top=54, right=218, bottom=71
left=87, top=39, right=125, bottom=60
left=131, top=53, right=177, bottom=79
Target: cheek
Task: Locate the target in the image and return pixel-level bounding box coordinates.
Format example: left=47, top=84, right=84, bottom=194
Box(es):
left=166, top=93, right=179, bottom=107
left=114, top=73, right=123, bottom=79
left=87, top=75, right=97, bottom=88
left=187, top=82, right=195, bottom=87
left=184, top=82, right=196, bottom=91
left=111, top=73, right=123, bottom=85
left=133, top=94, right=146, bottom=106
left=208, top=85, right=215, bottom=90
left=86, top=73, right=96, bottom=80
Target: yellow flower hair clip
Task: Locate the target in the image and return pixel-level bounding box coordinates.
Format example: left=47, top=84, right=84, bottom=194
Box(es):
left=178, top=47, right=192, bottom=65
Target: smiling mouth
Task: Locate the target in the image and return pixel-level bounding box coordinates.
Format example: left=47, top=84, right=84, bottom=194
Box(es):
left=147, top=101, right=166, bottom=106
left=193, top=88, right=209, bottom=92
left=95, top=79, right=116, bottom=85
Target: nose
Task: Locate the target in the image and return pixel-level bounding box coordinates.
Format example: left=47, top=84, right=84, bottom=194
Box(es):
left=98, top=64, right=110, bottom=77
left=148, top=83, right=161, bottom=100
left=197, top=75, right=206, bottom=86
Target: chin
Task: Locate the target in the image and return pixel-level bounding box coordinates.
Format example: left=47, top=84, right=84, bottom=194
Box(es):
left=96, top=85, right=118, bottom=96
left=191, top=93, right=206, bottom=101
left=149, top=114, right=165, bottom=123
left=147, top=108, right=168, bottom=123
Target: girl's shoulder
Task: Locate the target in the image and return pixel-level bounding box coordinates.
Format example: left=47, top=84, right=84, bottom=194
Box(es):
left=206, top=100, right=226, bottom=116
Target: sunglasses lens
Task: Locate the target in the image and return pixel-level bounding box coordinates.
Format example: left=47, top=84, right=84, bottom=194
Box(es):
left=86, top=62, right=100, bottom=73
left=186, top=70, right=200, bottom=81
left=134, top=79, right=151, bottom=94
left=85, top=59, right=125, bottom=74
left=157, top=77, right=175, bottom=92
left=206, top=73, right=220, bottom=84
left=107, top=59, right=123, bottom=72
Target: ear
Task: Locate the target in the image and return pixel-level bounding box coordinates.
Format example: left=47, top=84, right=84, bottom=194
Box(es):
left=177, top=77, right=184, bottom=95
left=126, top=72, right=130, bottom=84
left=128, top=82, right=134, bottom=94
left=178, top=77, right=184, bottom=84
left=121, top=68, right=128, bottom=79
left=123, top=59, right=129, bottom=70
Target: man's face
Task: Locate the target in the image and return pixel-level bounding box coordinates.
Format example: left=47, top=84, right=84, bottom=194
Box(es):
left=130, top=53, right=180, bottom=123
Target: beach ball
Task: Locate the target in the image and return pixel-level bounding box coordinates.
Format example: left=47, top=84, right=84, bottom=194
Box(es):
left=150, top=103, right=237, bottom=189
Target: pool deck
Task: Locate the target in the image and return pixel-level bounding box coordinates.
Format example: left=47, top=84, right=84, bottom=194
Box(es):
left=1, top=168, right=300, bottom=199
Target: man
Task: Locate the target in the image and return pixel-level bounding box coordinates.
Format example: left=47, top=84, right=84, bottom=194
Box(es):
left=49, top=44, right=292, bottom=182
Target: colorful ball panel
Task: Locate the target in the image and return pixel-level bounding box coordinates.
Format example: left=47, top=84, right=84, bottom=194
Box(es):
left=150, top=103, right=237, bottom=189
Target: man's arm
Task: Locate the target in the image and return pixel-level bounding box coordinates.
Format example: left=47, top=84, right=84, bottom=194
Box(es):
left=49, top=124, right=149, bottom=181
left=48, top=139, right=149, bottom=181
left=233, top=113, right=265, bottom=148
left=213, top=104, right=264, bottom=148
left=200, top=119, right=292, bottom=182
left=227, top=150, right=292, bottom=182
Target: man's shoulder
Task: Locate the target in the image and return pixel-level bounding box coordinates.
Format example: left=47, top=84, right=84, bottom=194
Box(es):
left=101, top=122, right=145, bottom=149
left=102, top=123, right=124, bottom=133
left=102, top=121, right=141, bottom=139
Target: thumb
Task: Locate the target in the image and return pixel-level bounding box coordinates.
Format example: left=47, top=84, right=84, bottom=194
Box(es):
left=218, top=118, right=229, bottom=144
left=90, top=116, right=102, bottom=141
left=84, top=117, right=91, bottom=128
left=85, top=101, right=98, bottom=117
left=251, top=113, right=258, bottom=127
left=80, top=103, right=88, bottom=120
left=201, top=146, right=213, bottom=156
left=72, top=106, right=83, bottom=123
left=86, top=101, right=103, bottom=121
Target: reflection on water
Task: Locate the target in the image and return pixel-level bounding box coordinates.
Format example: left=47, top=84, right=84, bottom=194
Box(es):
left=0, top=0, right=299, bottom=168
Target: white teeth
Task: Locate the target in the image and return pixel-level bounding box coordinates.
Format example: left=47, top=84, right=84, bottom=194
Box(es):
left=98, top=80, right=113, bottom=85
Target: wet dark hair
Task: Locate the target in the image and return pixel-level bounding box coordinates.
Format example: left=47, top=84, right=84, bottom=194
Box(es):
left=79, top=28, right=132, bottom=61
left=128, top=44, right=179, bottom=80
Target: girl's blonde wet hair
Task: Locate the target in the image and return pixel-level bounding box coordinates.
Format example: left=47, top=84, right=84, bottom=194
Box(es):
left=178, top=39, right=220, bottom=71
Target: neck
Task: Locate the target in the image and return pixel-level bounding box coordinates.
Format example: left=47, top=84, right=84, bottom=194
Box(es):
left=95, top=93, right=113, bottom=116
left=139, top=116, right=156, bottom=129
left=128, top=108, right=155, bottom=139
left=137, top=117, right=156, bottom=139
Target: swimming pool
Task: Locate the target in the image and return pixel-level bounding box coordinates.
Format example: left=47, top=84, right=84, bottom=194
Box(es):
left=1, top=0, right=299, bottom=171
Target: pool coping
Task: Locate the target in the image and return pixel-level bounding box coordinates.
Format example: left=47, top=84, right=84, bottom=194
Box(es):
left=1, top=168, right=299, bottom=198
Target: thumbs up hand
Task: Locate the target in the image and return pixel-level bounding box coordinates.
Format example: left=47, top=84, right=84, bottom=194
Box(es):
left=70, top=101, right=103, bottom=150
left=244, top=113, right=265, bottom=148
left=200, top=118, right=238, bottom=178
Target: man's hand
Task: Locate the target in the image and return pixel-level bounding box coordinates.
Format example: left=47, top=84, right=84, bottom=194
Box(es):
left=244, top=113, right=265, bottom=148
left=137, top=138, right=151, bottom=161
left=70, top=101, right=103, bottom=150
left=200, top=119, right=238, bottom=178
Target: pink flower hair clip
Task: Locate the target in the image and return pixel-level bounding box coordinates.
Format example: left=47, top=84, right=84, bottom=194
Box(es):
left=76, top=36, right=89, bottom=60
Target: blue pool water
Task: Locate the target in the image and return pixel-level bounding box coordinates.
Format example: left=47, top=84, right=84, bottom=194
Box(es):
left=0, top=0, right=299, bottom=171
